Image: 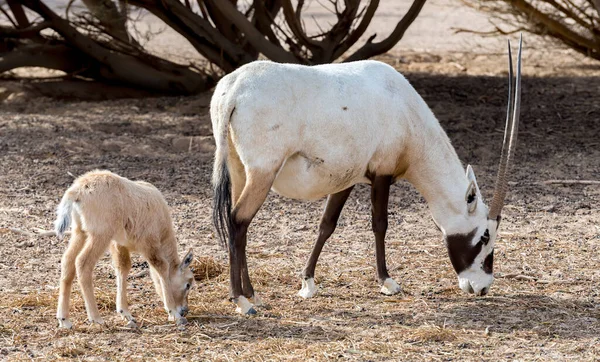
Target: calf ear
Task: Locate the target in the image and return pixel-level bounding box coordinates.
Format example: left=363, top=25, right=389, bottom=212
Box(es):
left=180, top=249, right=193, bottom=270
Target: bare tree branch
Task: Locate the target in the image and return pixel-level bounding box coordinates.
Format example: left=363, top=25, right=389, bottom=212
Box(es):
left=7, top=0, right=30, bottom=28
left=509, top=0, right=599, bottom=59
left=80, top=0, right=136, bottom=45
left=333, top=0, right=380, bottom=59
left=206, top=0, right=299, bottom=63
left=20, top=0, right=210, bottom=93
left=345, top=0, right=426, bottom=62
left=0, top=43, right=94, bottom=74
left=0, top=21, right=51, bottom=38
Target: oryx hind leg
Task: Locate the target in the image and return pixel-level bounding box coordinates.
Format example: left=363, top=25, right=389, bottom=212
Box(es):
left=371, top=175, right=402, bottom=296
left=229, top=167, right=277, bottom=315
left=227, top=146, right=261, bottom=305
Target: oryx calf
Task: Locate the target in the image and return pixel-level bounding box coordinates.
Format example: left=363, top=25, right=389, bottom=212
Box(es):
left=212, top=37, right=522, bottom=315
left=54, top=170, right=194, bottom=328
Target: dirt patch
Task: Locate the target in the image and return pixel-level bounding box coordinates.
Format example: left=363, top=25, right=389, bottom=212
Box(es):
left=1, top=45, right=599, bottom=361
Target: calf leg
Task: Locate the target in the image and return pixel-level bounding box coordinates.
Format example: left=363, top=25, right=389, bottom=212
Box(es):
left=110, top=243, right=136, bottom=327
left=298, top=186, right=354, bottom=299
left=371, top=176, right=401, bottom=295
left=229, top=168, right=275, bottom=315
left=56, top=226, right=87, bottom=329
left=75, top=233, right=112, bottom=324
left=146, top=253, right=180, bottom=321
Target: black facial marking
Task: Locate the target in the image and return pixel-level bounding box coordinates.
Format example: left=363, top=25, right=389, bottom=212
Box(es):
left=483, top=251, right=494, bottom=274
left=445, top=228, right=480, bottom=274
left=467, top=193, right=475, bottom=204
left=481, top=229, right=490, bottom=245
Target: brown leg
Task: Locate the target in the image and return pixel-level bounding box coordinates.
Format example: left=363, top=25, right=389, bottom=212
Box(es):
left=56, top=226, right=87, bottom=329
left=298, top=186, right=354, bottom=298
left=227, top=147, right=256, bottom=301
left=229, top=168, right=275, bottom=314
left=371, top=176, right=401, bottom=295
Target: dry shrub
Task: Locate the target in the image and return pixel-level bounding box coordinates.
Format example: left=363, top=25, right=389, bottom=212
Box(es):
left=0, top=324, right=13, bottom=337
left=192, top=256, right=225, bottom=282
left=410, top=325, right=457, bottom=343
left=6, top=292, right=55, bottom=309
left=53, top=340, right=91, bottom=358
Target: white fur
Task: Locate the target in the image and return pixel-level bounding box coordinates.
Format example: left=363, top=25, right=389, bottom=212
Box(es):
left=212, top=60, right=501, bottom=297
left=380, top=278, right=402, bottom=295
left=459, top=270, right=494, bottom=295
left=58, top=318, right=73, bottom=329
left=298, top=278, right=318, bottom=299
left=235, top=296, right=254, bottom=315
left=249, top=294, right=264, bottom=307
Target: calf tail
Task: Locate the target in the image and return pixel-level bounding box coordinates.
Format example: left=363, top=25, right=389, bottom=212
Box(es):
left=54, top=191, right=74, bottom=240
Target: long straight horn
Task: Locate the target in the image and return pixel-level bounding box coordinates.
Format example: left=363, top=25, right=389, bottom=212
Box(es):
left=488, top=34, right=522, bottom=220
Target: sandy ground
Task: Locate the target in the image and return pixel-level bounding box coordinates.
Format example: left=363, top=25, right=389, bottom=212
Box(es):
left=1, top=1, right=600, bottom=361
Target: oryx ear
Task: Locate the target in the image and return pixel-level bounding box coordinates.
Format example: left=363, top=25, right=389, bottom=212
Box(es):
left=465, top=165, right=479, bottom=213
left=180, top=249, right=193, bottom=270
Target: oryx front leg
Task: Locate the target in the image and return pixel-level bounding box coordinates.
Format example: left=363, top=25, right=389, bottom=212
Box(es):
left=75, top=233, right=111, bottom=325
left=371, top=176, right=402, bottom=296
left=299, top=187, right=354, bottom=299
left=229, top=169, right=275, bottom=315
left=110, top=243, right=137, bottom=328
left=57, top=226, right=87, bottom=329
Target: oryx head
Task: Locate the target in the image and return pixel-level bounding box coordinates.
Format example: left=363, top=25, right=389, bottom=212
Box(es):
left=445, top=36, right=522, bottom=296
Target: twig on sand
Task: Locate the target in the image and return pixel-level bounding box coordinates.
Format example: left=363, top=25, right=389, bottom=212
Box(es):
left=33, top=228, right=61, bottom=237
left=540, top=180, right=600, bottom=185
left=7, top=228, right=36, bottom=237
left=129, top=270, right=149, bottom=279
left=499, top=273, right=538, bottom=281
left=6, top=228, right=69, bottom=238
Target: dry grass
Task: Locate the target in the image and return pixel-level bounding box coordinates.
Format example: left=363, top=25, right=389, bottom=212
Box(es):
left=192, top=256, right=225, bottom=282
left=1, top=43, right=600, bottom=360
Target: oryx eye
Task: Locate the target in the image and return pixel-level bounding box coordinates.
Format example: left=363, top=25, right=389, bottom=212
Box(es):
left=185, top=283, right=191, bottom=290
left=481, top=229, right=490, bottom=245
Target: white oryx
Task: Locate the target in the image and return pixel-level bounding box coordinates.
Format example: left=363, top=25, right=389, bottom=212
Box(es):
left=212, top=37, right=522, bottom=315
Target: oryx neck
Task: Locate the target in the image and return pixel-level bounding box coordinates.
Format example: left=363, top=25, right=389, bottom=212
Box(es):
left=403, top=121, right=474, bottom=235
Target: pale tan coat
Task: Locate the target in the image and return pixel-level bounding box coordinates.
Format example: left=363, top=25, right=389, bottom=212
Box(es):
left=55, top=170, right=193, bottom=329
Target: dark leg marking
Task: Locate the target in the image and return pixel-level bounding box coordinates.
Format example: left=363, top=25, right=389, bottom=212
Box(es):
left=301, top=186, right=354, bottom=280
left=240, top=233, right=255, bottom=299
left=229, top=218, right=249, bottom=302
left=371, top=175, right=393, bottom=283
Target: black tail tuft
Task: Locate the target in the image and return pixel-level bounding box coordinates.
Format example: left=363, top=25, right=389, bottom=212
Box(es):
left=213, top=162, right=233, bottom=248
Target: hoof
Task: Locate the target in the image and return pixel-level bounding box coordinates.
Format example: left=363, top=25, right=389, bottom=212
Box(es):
left=125, top=320, right=138, bottom=329
left=58, top=318, right=73, bottom=329
left=88, top=317, right=105, bottom=325
left=380, top=278, right=402, bottom=296
left=176, top=317, right=188, bottom=326
left=234, top=296, right=256, bottom=315
left=249, top=294, right=264, bottom=307
left=246, top=307, right=257, bottom=315
left=298, top=278, right=317, bottom=299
